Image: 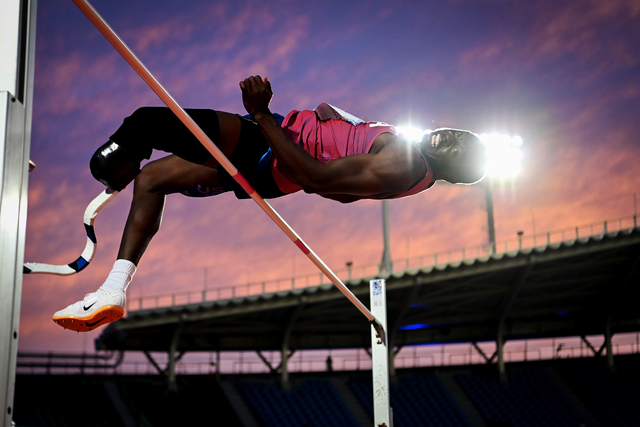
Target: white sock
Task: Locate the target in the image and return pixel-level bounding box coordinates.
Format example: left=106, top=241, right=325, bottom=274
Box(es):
left=101, top=259, right=137, bottom=292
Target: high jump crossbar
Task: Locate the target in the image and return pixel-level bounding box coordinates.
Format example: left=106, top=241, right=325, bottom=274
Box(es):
left=70, top=0, right=382, bottom=330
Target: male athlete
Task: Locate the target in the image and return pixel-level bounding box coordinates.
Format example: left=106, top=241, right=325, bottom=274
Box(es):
left=53, top=76, right=487, bottom=332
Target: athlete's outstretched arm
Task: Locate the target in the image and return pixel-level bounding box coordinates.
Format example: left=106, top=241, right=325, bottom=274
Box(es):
left=240, top=76, right=424, bottom=197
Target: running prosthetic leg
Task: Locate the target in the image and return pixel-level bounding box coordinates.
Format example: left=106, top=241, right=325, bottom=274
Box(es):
left=23, top=141, right=135, bottom=274
left=23, top=188, right=117, bottom=275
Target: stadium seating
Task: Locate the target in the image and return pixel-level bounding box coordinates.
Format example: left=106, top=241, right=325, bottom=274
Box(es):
left=455, top=367, right=582, bottom=427
left=559, top=360, right=640, bottom=427
left=116, top=376, right=242, bottom=426
left=13, top=354, right=640, bottom=427
left=13, top=375, right=243, bottom=427
left=13, top=376, right=123, bottom=427
left=238, top=379, right=359, bottom=427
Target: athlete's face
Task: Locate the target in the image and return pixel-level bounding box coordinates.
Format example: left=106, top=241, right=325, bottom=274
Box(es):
left=421, top=128, right=487, bottom=184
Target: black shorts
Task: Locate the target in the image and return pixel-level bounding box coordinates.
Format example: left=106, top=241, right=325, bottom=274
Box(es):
left=110, top=107, right=286, bottom=199
left=110, top=107, right=220, bottom=165
left=216, top=115, right=286, bottom=199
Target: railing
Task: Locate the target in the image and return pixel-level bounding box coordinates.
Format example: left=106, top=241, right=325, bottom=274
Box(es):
left=16, top=351, right=124, bottom=374
left=16, top=333, right=640, bottom=376
left=127, top=214, right=638, bottom=312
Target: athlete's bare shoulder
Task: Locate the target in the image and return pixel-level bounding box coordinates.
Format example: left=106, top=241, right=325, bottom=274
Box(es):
left=365, top=133, right=429, bottom=198
left=372, top=133, right=427, bottom=170
left=368, top=132, right=397, bottom=154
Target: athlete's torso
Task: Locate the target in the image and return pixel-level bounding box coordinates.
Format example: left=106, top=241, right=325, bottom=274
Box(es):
left=272, top=104, right=433, bottom=198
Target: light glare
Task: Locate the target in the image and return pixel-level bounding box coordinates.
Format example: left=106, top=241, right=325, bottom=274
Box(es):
left=512, top=135, right=523, bottom=147
left=396, top=125, right=427, bottom=143
left=480, top=133, right=523, bottom=178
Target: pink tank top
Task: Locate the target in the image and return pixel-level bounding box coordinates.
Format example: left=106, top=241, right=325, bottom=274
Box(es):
left=271, top=104, right=433, bottom=198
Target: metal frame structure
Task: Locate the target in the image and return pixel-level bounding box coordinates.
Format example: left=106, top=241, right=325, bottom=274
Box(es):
left=0, top=0, right=37, bottom=426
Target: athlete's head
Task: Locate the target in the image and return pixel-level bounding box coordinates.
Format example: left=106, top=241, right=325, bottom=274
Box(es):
left=420, top=128, right=487, bottom=184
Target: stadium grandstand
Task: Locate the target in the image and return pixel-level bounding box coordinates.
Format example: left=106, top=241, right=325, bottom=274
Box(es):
left=14, top=216, right=640, bottom=427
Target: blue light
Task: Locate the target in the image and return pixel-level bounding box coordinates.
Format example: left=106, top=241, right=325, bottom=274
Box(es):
left=556, top=310, right=569, bottom=316
left=398, top=323, right=430, bottom=331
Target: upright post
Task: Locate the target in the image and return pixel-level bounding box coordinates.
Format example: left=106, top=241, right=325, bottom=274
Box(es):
left=370, top=279, right=393, bottom=426
left=380, top=201, right=393, bottom=273
left=167, top=318, right=184, bottom=387
left=484, top=179, right=496, bottom=255
left=605, top=316, right=615, bottom=372
left=280, top=343, right=290, bottom=389
left=0, top=1, right=37, bottom=426
left=496, top=328, right=506, bottom=382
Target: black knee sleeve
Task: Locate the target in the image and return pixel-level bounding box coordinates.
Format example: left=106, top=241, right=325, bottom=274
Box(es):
left=90, top=141, right=141, bottom=191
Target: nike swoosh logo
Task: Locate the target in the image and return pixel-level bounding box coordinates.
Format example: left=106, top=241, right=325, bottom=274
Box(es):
left=83, top=301, right=97, bottom=311
left=86, top=318, right=107, bottom=327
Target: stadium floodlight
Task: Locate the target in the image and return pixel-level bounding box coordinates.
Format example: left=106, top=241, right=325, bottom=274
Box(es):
left=478, top=133, right=524, bottom=254
left=480, top=133, right=523, bottom=178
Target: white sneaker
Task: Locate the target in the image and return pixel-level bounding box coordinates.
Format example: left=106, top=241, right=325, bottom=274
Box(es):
left=53, top=287, right=126, bottom=332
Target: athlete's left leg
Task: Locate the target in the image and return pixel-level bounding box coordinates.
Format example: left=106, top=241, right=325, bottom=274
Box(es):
left=118, top=155, right=225, bottom=264
left=52, top=156, right=225, bottom=331
left=52, top=110, right=243, bottom=332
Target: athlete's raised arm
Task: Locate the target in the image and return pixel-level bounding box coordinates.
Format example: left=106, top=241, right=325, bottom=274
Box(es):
left=240, top=76, right=425, bottom=197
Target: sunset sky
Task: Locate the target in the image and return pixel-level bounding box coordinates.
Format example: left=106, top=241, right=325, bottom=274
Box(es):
left=20, top=0, right=640, bottom=354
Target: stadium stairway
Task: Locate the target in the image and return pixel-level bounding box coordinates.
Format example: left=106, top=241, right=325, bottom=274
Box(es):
left=219, top=379, right=261, bottom=427
left=103, top=380, right=137, bottom=427
left=544, top=367, right=602, bottom=427
left=329, top=376, right=372, bottom=427
left=436, top=372, right=487, bottom=427
left=104, top=375, right=245, bottom=426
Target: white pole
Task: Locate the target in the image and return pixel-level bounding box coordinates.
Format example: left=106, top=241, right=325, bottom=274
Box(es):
left=370, top=279, right=393, bottom=426
left=70, top=0, right=379, bottom=325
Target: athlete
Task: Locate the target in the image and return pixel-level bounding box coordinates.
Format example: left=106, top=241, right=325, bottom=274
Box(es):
left=52, top=76, right=487, bottom=332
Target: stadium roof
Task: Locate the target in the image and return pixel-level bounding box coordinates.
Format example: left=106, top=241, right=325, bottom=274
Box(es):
left=96, top=227, right=640, bottom=353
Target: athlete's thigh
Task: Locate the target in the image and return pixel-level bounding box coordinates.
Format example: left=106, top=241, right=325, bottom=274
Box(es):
left=140, top=155, right=221, bottom=195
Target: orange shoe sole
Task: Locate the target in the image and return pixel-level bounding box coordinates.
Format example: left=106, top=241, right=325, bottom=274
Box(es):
left=52, top=306, right=125, bottom=332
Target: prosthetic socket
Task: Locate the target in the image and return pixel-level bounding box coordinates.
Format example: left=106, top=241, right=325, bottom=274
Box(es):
left=90, top=140, right=141, bottom=191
